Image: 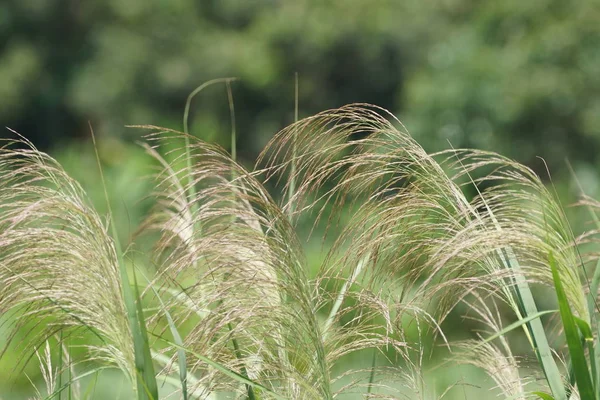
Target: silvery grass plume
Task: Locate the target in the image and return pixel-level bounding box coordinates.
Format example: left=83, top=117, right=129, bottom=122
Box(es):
left=0, top=136, right=150, bottom=397
left=135, top=127, right=418, bottom=399
left=259, top=104, right=592, bottom=398
left=1, top=103, right=598, bottom=400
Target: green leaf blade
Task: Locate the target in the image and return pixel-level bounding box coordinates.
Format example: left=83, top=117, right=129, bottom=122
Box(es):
left=154, top=335, right=287, bottom=400
left=500, top=248, right=567, bottom=400
left=533, top=391, right=555, bottom=400
left=550, top=251, right=594, bottom=400
left=131, top=270, right=159, bottom=400
left=481, top=310, right=557, bottom=344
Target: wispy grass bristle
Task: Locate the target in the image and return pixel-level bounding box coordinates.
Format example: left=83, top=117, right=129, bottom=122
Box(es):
left=4, top=101, right=600, bottom=399
left=0, top=138, right=137, bottom=380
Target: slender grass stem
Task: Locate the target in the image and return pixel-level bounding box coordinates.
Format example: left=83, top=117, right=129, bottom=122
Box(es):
left=90, top=124, right=158, bottom=399
left=224, top=81, right=257, bottom=399
left=367, top=349, right=377, bottom=395
left=228, top=322, right=256, bottom=400
left=226, top=79, right=236, bottom=163
left=183, top=77, right=237, bottom=231
left=153, top=335, right=286, bottom=400
left=44, top=367, right=112, bottom=400
left=323, top=255, right=369, bottom=338
left=57, top=332, right=63, bottom=400
left=287, top=73, right=298, bottom=219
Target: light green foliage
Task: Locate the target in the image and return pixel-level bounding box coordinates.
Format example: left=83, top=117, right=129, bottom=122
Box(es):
left=3, top=0, right=599, bottom=181
left=404, top=1, right=600, bottom=166
left=550, top=251, right=593, bottom=399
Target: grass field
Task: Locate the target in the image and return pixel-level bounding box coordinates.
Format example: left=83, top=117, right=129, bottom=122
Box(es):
left=1, top=98, right=599, bottom=399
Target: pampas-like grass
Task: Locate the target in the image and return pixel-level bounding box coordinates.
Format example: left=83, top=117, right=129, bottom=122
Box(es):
left=0, top=137, right=135, bottom=381
left=1, top=104, right=598, bottom=399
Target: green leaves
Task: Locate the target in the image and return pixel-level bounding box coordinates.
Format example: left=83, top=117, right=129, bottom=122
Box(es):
left=503, top=248, right=567, bottom=400
left=569, top=163, right=600, bottom=397
left=549, top=251, right=594, bottom=399
left=533, top=392, right=555, bottom=400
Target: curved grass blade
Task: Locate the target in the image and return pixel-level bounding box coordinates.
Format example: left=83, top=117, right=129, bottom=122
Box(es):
left=549, top=251, right=594, bottom=399
left=153, top=335, right=287, bottom=400
left=182, top=77, right=237, bottom=214
left=481, top=310, right=557, bottom=345
left=533, top=392, right=555, bottom=400
left=551, top=315, right=594, bottom=399
left=44, top=367, right=112, bottom=400
left=454, top=154, right=567, bottom=400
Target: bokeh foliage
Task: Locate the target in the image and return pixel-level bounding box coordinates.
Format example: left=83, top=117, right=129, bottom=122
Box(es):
left=2, top=0, right=599, bottom=174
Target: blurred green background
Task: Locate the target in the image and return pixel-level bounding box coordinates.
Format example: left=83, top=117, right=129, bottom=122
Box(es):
left=1, top=0, right=600, bottom=398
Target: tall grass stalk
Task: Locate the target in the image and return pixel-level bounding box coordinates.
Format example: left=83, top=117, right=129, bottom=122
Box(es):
left=286, top=72, right=299, bottom=220
left=91, top=125, right=158, bottom=399
left=182, top=77, right=237, bottom=229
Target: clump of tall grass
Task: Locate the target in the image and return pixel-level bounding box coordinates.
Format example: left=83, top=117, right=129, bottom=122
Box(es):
left=1, top=99, right=599, bottom=399
left=0, top=134, right=148, bottom=394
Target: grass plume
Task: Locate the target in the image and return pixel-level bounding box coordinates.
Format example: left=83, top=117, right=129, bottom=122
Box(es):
left=3, top=102, right=600, bottom=399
